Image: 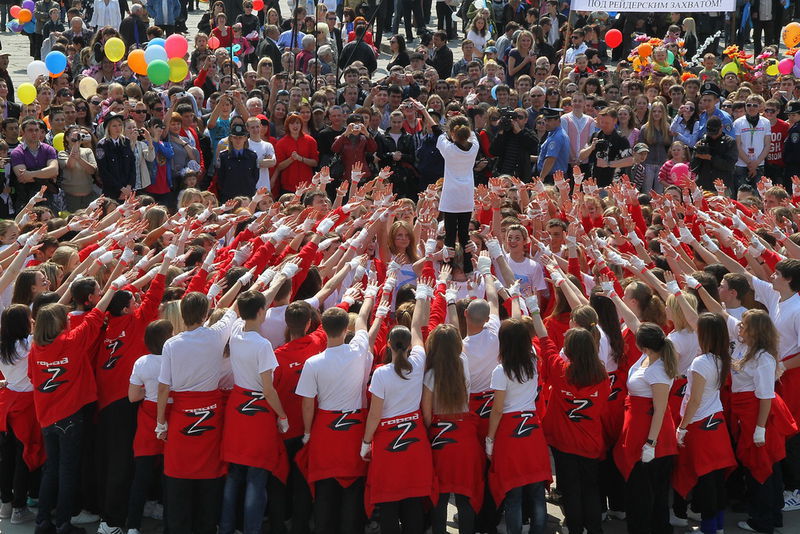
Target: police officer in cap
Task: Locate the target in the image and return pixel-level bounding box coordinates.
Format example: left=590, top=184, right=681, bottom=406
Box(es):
left=694, top=82, right=733, bottom=143
left=782, top=100, right=800, bottom=183
left=537, top=107, right=570, bottom=182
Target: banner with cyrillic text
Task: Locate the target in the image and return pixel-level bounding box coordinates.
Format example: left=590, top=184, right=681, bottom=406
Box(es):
left=570, top=0, right=735, bottom=12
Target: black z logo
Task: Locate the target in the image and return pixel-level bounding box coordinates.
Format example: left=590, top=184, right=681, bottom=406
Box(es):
left=387, top=421, right=419, bottom=452
left=180, top=409, right=215, bottom=436
left=566, top=398, right=593, bottom=421
left=513, top=412, right=538, bottom=437
left=431, top=421, right=457, bottom=449
left=38, top=366, right=67, bottom=393
left=474, top=392, right=494, bottom=418
left=608, top=373, right=621, bottom=401
left=701, top=414, right=723, bottom=431
left=237, top=391, right=267, bottom=415
left=675, top=382, right=687, bottom=398
left=103, top=339, right=124, bottom=370
left=329, top=411, right=361, bottom=431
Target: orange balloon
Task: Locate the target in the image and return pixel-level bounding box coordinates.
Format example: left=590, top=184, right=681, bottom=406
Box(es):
left=638, top=43, right=653, bottom=57
left=128, top=49, right=147, bottom=76
left=17, top=8, right=32, bottom=23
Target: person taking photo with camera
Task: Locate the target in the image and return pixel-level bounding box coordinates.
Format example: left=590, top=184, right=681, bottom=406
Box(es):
left=579, top=107, right=632, bottom=187
left=489, top=107, right=538, bottom=182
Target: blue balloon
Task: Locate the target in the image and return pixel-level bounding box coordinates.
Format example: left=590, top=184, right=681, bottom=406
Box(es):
left=144, top=45, right=168, bottom=64
left=23, top=21, right=34, bottom=33
left=149, top=38, right=166, bottom=49
left=7, top=20, right=18, bottom=32
left=45, top=51, right=67, bottom=74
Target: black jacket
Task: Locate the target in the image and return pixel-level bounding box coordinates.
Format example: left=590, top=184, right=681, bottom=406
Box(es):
left=255, top=37, right=283, bottom=74
left=339, top=41, right=377, bottom=74
left=217, top=148, right=259, bottom=202
left=119, top=15, right=149, bottom=49
left=691, top=133, right=737, bottom=191
left=96, top=137, right=135, bottom=199
left=490, top=127, right=539, bottom=182
left=427, top=45, right=453, bottom=80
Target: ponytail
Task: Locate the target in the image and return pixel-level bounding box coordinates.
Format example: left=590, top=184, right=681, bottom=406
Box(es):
left=660, top=338, right=679, bottom=379
left=635, top=322, right=678, bottom=379
left=386, top=325, right=412, bottom=380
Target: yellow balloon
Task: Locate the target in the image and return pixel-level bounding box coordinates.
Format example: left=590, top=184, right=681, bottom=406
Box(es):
left=767, top=63, right=780, bottom=76
left=721, top=62, right=739, bottom=77
left=78, top=76, right=98, bottom=99
left=52, top=132, right=64, bottom=151
left=104, top=37, right=125, bottom=63
left=168, top=58, right=189, bottom=83
left=18, top=83, right=36, bottom=105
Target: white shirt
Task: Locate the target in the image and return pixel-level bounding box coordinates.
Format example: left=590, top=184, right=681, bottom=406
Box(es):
left=733, top=115, right=771, bottom=167
left=502, top=256, right=547, bottom=291
left=726, top=305, right=747, bottom=320
left=752, top=277, right=800, bottom=359
left=295, top=330, right=372, bottom=411
left=423, top=354, right=471, bottom=414
left=598, top=327, right=615, bottom=372
left=229, top=320, right=279, bottom=392
left=90, top=0, right=122, bottom=29
left=463, top=314, right=501, bottom=393
left=627, top=355, right=673, bottom=398
left=130, top=353, right=164, bottom=403
left=437, top=132, right=479, bottom=214
left=260, top=296, right=319, bottom=348
left=158, top=308, right=237, bottom=392
left=369, top=345, right=426, bottom=418
left=731, top=346, right=776, bottom=398
left=248, top=139, right=276, bottom=190
left=0, top=338, right=33, bottom=392
left=681, top=353, right=724, bottom=423
left=668, top=328, right=700, bottom=376
left=466, top=30, right=488, bottom=53
left=564, top=42, right=588, bottom=64
left=490, top=363, right=538, bottom=413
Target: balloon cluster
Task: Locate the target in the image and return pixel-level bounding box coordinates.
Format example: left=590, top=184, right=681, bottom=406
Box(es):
left=7, top=0, right=36, bottom=34
left=106, top=35, right=189, bottom=86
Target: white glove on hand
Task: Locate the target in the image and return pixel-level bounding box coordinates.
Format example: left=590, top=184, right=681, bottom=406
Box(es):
left=257, top=268, right=277, bottom=288
left=678, top=226, right=696, bottom=244
left=365, top=284, right=380, bottom=299
left=110, top=275, right=128, bottom=290
left=302, top=433, right=310, bottom=445
left=97, top=251, right=116, bottom=266
left=684, top=275, right=701, bottom=290
left=550, top=270, right=565, bottom=287
left=701, top=234, right=720, bottom=253
left=629, top=255, right=646, bottom=272
left=202, top=247, right=218, bottom=271
left=666, top=280, right=681, bottom=295
left=445, top=286, right=458, bottom=305
left=477, top=255, right=492, bottom=275
left=486, top=238, right=503, bottom=259
left=164, top=244, right=179, bottom=262
left=272, top=225, right=293, bottom=242
left=485, top=437, right=494, bottom=457
left=134, top=255, right=150, bottom=271
left=424, top=239, right=437, bottom=256
left=238, top=271, right=253, bottom=286
left=278, top=417, right=289, bottom=434
left=415, top=282, right=432, bottom=300
left=525, top=294, right=540, bottom=314
left=747, top=239, right=766, bottom=257
left=319, top=237, right=338, bottom=251
left=375, top=305, right=390, bottom=318
left=316, top=217, right=336, bottom=235
left=676, top=428, right=687, bottom=447
left=754, top=425, right=766, bottom=446
left=281, top=262, right=300, bottom=279
left=207, top=282, right=223, bottom=301
left=641, top=443, right=656, bottom=463
left=360, top=441, right=371, bottom=460
left=120, top=247, right=134, bottom=265
left=155, top=421, right=168, bottom=440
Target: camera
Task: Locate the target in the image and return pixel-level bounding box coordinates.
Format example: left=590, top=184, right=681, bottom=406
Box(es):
left=695, top=143, right=710, bottom=155
left=498, top=107, right=516, bottom=132
left=80, top=133, right=90, bottom=142
left=137, top=128, right=145, bottom=141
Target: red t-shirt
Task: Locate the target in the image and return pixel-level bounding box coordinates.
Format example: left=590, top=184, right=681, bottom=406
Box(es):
left=274, top=134, right=318, bottom=193
left=768, top=119, right=790, bottom=167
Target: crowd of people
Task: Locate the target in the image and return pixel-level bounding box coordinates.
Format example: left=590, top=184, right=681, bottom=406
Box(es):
left=0, top=1, right=800, bottom=534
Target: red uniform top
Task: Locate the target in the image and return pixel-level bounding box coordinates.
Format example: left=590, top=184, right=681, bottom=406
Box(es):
left=274, top=134, right=318, bottom=193
left=28, top=308, right=104, bottom=427
left=95, top=274, right=166, bottom=410
left=767, top=119, right=790, bottom=167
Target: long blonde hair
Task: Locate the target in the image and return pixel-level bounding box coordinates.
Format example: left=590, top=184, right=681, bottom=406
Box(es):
left=641, top=101, right=671, bottom=146
left=666, top=292, right=696, bottom=331
left=683, top=17, right=697, bottom=39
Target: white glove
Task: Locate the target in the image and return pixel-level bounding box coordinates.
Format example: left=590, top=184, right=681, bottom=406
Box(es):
left=351, top=169, right=363, bottom=182
left=172, top=270, right=195, bottom=286
left=676, top=427, right=687, bottom=447
left=701, top=235, right=720, bottom=253
left=238, top=270, right=253, bottom=286
left=379, top=279, right=394, bottom=295
left=25, top=232, right=42, bottom=248
left=629, top=255, right=646, bottom=272
left=678, top=226, right=696, bottom=244
left=281, top=262, right=300, bottom=279
left=319, top=237, right=338, bottom=251
left=272, top=225, right=293, bottom=242
left=601, top=280, right=616, bottom=298
left=666, top=233, right=680, bottom=248
left=485, top=437, right=494, bottom=457
left=278, top=417, right=289, bottom=434
left=360, top=441, right=371, bottom=460
left=477, top=255, right=492, bottom=275
left=375, top=305, right=390, bottom=318
left=207, top=282, right=223, bottom=301
left=508, top=282, right=521, bottom=297
left=445, top=286, right=458, bottom=305
left=486, top=238, right=503, bottom=259
left=300, top=218, right=315, bottom=233
left=666, top=279, right=680, bottom=295
left=747, top=238, right=766, bottom=257
left=424, top=239, right=437, bottom=256
left=316, top=217, right=336, bottom=235
left=198, top=208, right=213, bottom=223
left=341, top=202, right=359, bottom=214
left=155, top=421, right=168, bottom=439
left=641, top=443, right=656, bottom=463
left=550, top=270, right=565, bottom=287
left=525, top=294, right=540, bottom=314
left=684, top=275, right=701, bottom=290
left=68, top=220, right=85, bottom=232
left=302, top=433, right=310, bottom=445
left=415, top=282, right=433, bottom=300
left=120, top=247, right=134, bottom=265
left=754, top=425, right=766, bottom=446
left=731, top=214, right=747, bottom=232
left=134, top=255, right=150, bottom=271
left=110, top=275, right=128, bottom=290
left=202, top=247, right=218, bottom=270
left=257, top=268, right=277, bottom=287
left=164, top=244, right=178, bottom=262
left=96, top=251, right=116, bottom=266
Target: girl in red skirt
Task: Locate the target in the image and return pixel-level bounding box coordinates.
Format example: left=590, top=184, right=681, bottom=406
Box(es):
left=362, top=280, right=437, bottom=533
left=421, top=323, right=484, bottom=534
left=486, top=318, right=552, bottom=534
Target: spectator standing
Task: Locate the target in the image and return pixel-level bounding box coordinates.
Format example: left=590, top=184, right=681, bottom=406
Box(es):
left=274, top=114, right=318, bottom=195
left=10, top=118, right=58, bottom=212
left=732, top=95, right=771, bottom=190
left=691, top=116, right=737, bottom=193
left=95, top=113, right=136, bottom=200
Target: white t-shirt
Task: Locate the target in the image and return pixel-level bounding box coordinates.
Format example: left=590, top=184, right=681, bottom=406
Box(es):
left=502, top=256, right=547, bottom=291
left=260, top=296, right=320, bottom=349
left=437, top=132, right=479, bottom=214
left=752, top=276, right=800, bottom=359
left=668, top=328, right=700, bottom=376
left=731, top=346, right=776, bottom=398
left=627, top=355, right=673, bottom=398
left=681, top=353, right=724, bottom=423
left=726, top=305, right=747, bottom=320
left=463, top=314, right=501, bottom=393
left=295, top=330, right=372, bottom=411
left=0, top=338, right=33, bottom=392
left=598, top=327, right=615, bottom=372
left=130, top=353, right=163, bottom=403
left=423, top=353, right=471, bottom=414
left=369, top=345, right=426, bottom=418
left=159, top=308, right=237, bottom=392
left=733, top=115, right=771, bottom=167
left=248, top=139, right=276, bottom=190
left=229, top=320, right=279, bottom=392
left=466, top=30, right=488, bottom=53
left=490, top=363, right=538, bottom=413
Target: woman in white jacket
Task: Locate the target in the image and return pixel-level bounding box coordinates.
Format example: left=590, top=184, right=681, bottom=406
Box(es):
left=90, top=0, right=122, bottom=30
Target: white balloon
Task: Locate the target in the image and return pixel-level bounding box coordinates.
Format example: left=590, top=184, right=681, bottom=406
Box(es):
left=144, top=45, right=168, bottom=64
left=27, top=61, right=48, bottom=83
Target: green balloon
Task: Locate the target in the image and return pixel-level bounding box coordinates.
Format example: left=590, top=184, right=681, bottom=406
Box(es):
left=147, top=60, right=170, bottom=86
left=667, top=50, right=675, bottom=64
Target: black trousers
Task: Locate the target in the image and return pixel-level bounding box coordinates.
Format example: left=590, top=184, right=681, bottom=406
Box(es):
left=267, top=436, right=312, bottom=534
left=692, top=469, right=727, bottom=517
left=624, top=456, right=673, bottom=534
left=435, top=2, right=453, bottom=37
left=164, top=476, right=224, bottom=534
left=552, top=448, right=602, bottom=534
left=0, top=427, right=32, bottom=508
left=97, top=398, right=138, bottom=528
left=378, top=497, right=425, bottom=534
left=127, top=455, right=162, bottom=530
left=433, top=493, right=474, bottom=534
left=313, top=477, right=365, bottom=534
left=401, top=0, right=425, bottom=40
left=442, top=211, right=472, bottom=273
left=746, top=462, right=783, bottom=534
left=600, top=455, right=625, bottom=512
left=783, top=434, right=800, bottom=491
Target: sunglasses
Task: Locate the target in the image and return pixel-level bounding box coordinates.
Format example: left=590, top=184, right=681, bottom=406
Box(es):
left=765, top=108, right=777, bottom=113
left=745, top=103, right=759, bottom=108
left=76, top=106, right=87, bottom=111
left=722, top=104, right=732, bottom=108
left=132, top=109, right=146, bottom=114
left=90, top=100, right=101, bottom=105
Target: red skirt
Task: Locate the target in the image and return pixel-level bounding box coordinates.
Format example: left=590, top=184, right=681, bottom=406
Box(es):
left=0, top=389, right=45, bottom=470
left=668, top=377, right=688, bottom=427
left=221, top=386, right=288, bottom=482
left=672, top=412, right=736, bottom=498
left=295, top=409, right=367, bottom=493
left=428, top=413, right=485, bottom=513
left=487, top=411, right=552, bottom=506
left=613, top=395, right=678, bottom=480
left=729, top=391, right=798, bottom=484
left=468, top=391, right=494, bottom=441
left=776, top=361, right=800, bottom=415
left=365, top=411, right=437, bottom=516
left=164, top=390, right=226, bottom=480
left=601, top=369, right=627, bottom=450
left=134, top=400, right=168, bottom=457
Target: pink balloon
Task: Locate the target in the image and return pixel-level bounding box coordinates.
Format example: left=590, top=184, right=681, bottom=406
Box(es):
left=670, top=163, right=689, bottom=184
left=164, top=34, right=188, bottom=59
left=780, top=58, right=795, bottom=75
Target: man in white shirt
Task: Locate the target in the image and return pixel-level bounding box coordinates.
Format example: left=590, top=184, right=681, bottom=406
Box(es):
left=732, top=95, right=771, bottom=191
left=561, top=93, right=596, bottom=167
left=564, top=28, right=588, bottom=65
left=246, top=116, right=276, bottom=191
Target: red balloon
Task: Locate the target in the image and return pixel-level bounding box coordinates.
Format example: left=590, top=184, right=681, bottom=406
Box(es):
left=605, top=28, right=622, bottom=49
left=252, top=0, right=264, bottom=10
left=9, top=5, right=19, bottom=17
left=208, top=36, right=220, bottom=49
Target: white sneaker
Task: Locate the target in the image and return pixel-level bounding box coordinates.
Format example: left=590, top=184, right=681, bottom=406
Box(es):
left=669, top=511, right=688, bottom=527
left=0, top=501, right=12, bottom=519
left=71, top=510, right=100, bottom=524
left=10, top=507, right=35, bottom=524
left=686, top=509, right=702, bottom=522
left=784, top=489, right=800, bottom=511
left=97, top=521, right=124, bottom=534
left=606, top=510, right=626, bottom=520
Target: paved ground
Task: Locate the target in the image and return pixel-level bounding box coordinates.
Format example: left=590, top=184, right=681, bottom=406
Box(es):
left=0, top=4, right=797, bottom=534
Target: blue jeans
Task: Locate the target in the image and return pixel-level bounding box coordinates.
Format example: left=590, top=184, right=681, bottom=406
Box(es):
left=219, top=463, right=269, bottom=534
left=733, top=165, right=764, bottom=193
left=504, top=482, right=546, bottom=534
